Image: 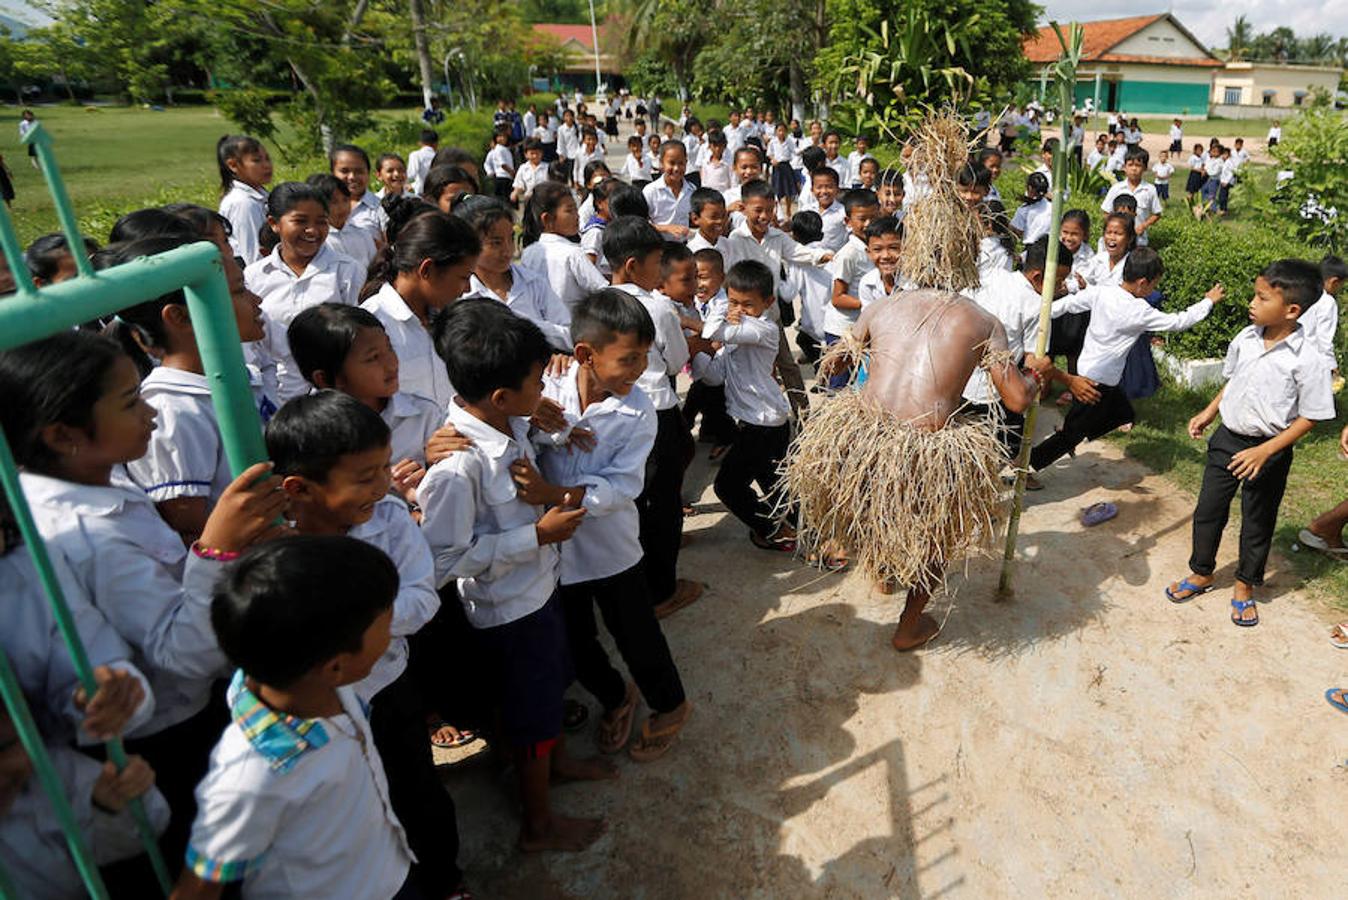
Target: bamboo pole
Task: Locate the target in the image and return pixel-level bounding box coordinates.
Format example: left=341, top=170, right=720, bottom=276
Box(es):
left=998, top=23, right=1084, bottom=597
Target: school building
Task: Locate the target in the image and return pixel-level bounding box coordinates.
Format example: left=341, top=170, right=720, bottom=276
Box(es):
left=1211, top=61, right=1344, bottom=118
left=530, top=23, right=620, bottom=92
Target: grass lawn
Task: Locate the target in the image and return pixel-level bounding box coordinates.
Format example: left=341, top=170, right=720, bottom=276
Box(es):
left=1075, top=115, right=1291, bottom=138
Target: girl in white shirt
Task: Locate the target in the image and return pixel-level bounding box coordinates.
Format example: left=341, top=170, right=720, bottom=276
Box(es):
left=330, top=144, right=388, bottom=244
left=1184, top=142, right=1206, bottom=205
left=520, top=181, right=609, bottom=311
left=556, top=108, right=581, bottom=162
left=700, top=130, right=732, bottom=192
left=767, top=123, right=798, bottom=219
left=621, top=134, right=653, bottom=183
left=216, top=134, right=273, bottom=265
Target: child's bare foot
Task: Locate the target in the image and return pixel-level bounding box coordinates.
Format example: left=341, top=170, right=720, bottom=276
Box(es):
left=653, top=579, right=704, bottom=619
left=519, top=814, right=608, bottom=852
left=551, top=753, right=619, bottom=783
left=892, top=613, right=941, bottom=651
left=874, top=577, right=899, bottom=595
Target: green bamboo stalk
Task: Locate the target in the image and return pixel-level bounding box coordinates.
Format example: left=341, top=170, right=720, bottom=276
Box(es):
left=21, top=123, right=95, bottom=280
left=998, top=22, right=1084, bottom=597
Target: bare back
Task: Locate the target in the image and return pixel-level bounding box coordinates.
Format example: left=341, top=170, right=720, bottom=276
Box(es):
left=854, top=288, right=1010, bottom=430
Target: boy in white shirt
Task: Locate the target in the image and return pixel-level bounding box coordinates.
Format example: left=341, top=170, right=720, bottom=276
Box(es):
left=686, top=187, right=734, bottom=259
left=812, top=167, right=848, bottom=251
left=484, top=126, right=515, bottom=201
left=1031, top=248, right=1224, bottom=472
left=1151, top=150, right=1175, bottom=203
left=620, top=134, right=652, bottom=183
left=510, top=138, right=548, bottom=205
left=1267, top=122, right=1281, bottom=147
left=781, top=210, right=832, bottom=363
left=1085, top=133, right=1108, bottom=171
left=824, top=189, right=881, bottom=385
left=176, top=537, right=416, bottom=899
left=406, top=129, right=438, bottom=195
left=537, top=291, right=693, bottom=760
left=684, top=247, right=737, bottom=449
left=1217, top=145, right=1239, bottom=215
left=418, top=299, right=610, bottom=852
left=1101, top=148, right=1162, bottom=245
left=1301, top=256, right=1344, bottom=374
left=642, top=140, right=693, bottom=241
left=1166, top=260, right=1334, bottom=626
left=821, top=130, right=851, bottom=190
left=571, top=128, right=606, bottom=191
left=846, top=135, right=873, bottom=183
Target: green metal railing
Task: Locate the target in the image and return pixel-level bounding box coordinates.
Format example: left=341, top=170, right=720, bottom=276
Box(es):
left=0, top=124, right=267, bottom=898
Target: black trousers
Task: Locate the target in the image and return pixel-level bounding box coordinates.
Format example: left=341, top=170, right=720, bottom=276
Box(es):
left=962, top=402, right=1027, bottom=460
left=370, top=668, right=462, bottom=895
left=683, top=380, right=735, bottom=446
left=561, top=563, right=686, bottom=714
left=638, top=405, right=692, bottom=602
left=1030, top=383, right=1134, bottom=471
left=409, top=582, right=490, bottom=733
left=714, top=420, right=791, bottom=539
left=1188, top=425, right=1294, bottom=586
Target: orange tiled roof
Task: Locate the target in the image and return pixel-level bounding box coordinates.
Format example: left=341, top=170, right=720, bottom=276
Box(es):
left=1023, top=14, right=1221, bottom=67
left=532, top=23, right=604, bottom=51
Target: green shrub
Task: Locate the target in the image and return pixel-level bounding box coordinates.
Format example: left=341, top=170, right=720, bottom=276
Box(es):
left=1155, top=217, right=1303, bottom=360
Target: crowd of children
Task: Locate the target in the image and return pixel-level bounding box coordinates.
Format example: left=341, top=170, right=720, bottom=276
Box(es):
left=1, top=97, right=1343, bottom=899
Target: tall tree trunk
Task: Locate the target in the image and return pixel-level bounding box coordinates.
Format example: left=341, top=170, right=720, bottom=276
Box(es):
left=409, top=0, right=435, bottom=109
left=789, top=59, right=806, bottom=123
left=59, top=63, right=77, bottom=103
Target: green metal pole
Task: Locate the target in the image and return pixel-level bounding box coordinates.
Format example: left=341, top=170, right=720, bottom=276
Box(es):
left=21, top=123, right=95, bottom=280
left=0, top=644, right=110, bottom=900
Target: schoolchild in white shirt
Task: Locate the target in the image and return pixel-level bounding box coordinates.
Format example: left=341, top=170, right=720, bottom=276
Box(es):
left=571, top=127, right=606, bottom=191
left=686, top=187, right=734, bottom=260
left=1217, top=146, right=1239, bottom=214
left=1010, top=172, right=1052, bottom=246
left=0, top=329, right=290, bottom=867
left=216, top=134, right=273, bottom=265
left=811, top=167, right=849, bottom=251
left=723, top=145, right=767, bottom=228
left=458, top=195, right=573, bottom=352
left=682, top=118, right=706, bottom=180
left=767, top=123, right=798, bottom=216
left=642, top=140, right=694, bottom=241
left=374, top=153, right=409, bottom=201
left=245, top=183, right=364, bottom=403
left=781, top=210, right=833, bottom=363
left=556, top=108, right=581, bottom=163
left=510, top=138, right=549, bottom=206
left=361, top=209, right=481, bottom=417
left=1301, top=256, right=1345, bottom=373
left=484, top=127, right=515, bottom=201
left=1184, top=142, right=1206, bottom=204
left=1200, top=143, right=1225, bottom=213
left=578, top=176, right=618, bottom=274
left=821, top=130, right=851, bottom=190
left=846, top=135, right=873, bottom=185
left=537, top=291, right=693, bottom=759
left=406, top=129, right=438, bottom=195
left=1101, top=148, right=1162, bottom=245
left=535, top=110, right=557, bottom=161
left=1085, top=133, right=1108, bottom=171
left=825, top=190, right=881, bottom=373
left=685, top=247, right=737, bottom=451
left=1151, top=150, right=1175, bottom=202
left=700, top=129, right=732, bottom=192
left=520, top=181, right=609, bottom=313
left=620, top=134, right=654, bottom=183
left=331, top=144, right=388, bottom=244
left=176, top=537, right=417, bottom=899
left=1031, top=248, right=1224, bottom=472
left=309, top=173, right=378, bottom=274
left=417, top=299, right=611, bottom=852
left=1168, top=118, right=1184, bottom=154
left=1166, top=261, right=1334, bottom=626
left=1266, top=122, right=1281, bottom=147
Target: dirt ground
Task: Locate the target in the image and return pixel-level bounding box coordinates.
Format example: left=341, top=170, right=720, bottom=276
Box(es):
left=435, top=401, right=1348, bottom=898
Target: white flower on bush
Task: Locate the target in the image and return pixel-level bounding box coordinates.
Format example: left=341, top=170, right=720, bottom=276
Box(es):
left=1300, top=193, right=1338, bottom=223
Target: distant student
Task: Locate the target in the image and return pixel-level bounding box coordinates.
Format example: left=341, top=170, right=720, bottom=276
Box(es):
left=1031, top=249, right=1224, bottom=472
left=854, top=157, right=880, bottom=191
left=824, top=189, right=881, bottom=386
left=511, top=137, right=549, bottom=205
left=781, top=210, right=831, bottom=363
left=685, top=247, right=736, bottom=453
left=217, top=134, right=273, bottom=265
left=686, top=187, right=733, bottom=259
left=572, top=127, right=606, bottom=190
left=821, top=130, right=850, bottom=189
left=1151, top=150, right=1175, bottom=203
left=422, top=165, right=478, bottom=213
left=767, top=123, right=798, bottom=217
left=846, top=135, right=873, bottom=182
left=1101, top=148, right=1162, bottom=245
left=1217, top=145, right=1238, bottom=215
left=1200, top=143, right=1224, bottom=215
left=642, top=140, right=693, bottom=241
left=418, top=299, right=611, bottom=852
left=1086, top=134, right=1108, bottom=171
left=700, top=128, right=732, bottom=192
left=1184, top=142, right=1206, bottom=206
left=407, top=128, right=439, bottom=195
left=556, top=108, right=580, bottom=163
left=876, top=169, right=905, bottom=218
left=331, top=144, right=387, bottom=243
left=1165, top=260, right=1333, bottom=627
left=1267, top=121, right=1281, bottom=147
left=1010, top=172, right=1051, bottom=246
left=812, top=166, right=848, bottom=251
left=485, top=126, right=515, bottom=200
left=309, top=173, right=378, bottom=274
left=520, top=182, right=609, bottom=311
left=621, top=134, right=653, bottom=183
left=1168, top=118, right=1184, bottom=153
left=374, top=153, right=408, bottom=200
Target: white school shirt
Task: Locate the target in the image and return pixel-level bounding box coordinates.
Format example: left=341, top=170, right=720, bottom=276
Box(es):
left=523, top=110, right=537, bottom=134
left=610, top=282, right=688, bottom=410
left=246, top=244, right=364, bottom=402
left=1012, top=197, right=1052, bottom=245
left=417, top=402, right=560, bottom=625
left=696, top=311, right=790, bottom=427
left=580, top=219, right=609, bottom=274
left=19, top=472, right=230, bottom=735
left=1299, top=291, right=1339, bottom=370
left=520, top=232, right=610, bottom=312
left=1218, top=325, right=1335, bottom=437
left=535, top=363, right=657, bottom=584
left=1051, top=284, right=1214, bottom=386
left=382, top=390, right=442, bottom=468
left=326, top=221, right=378, bottom=274
left=1101, top=179, right=1162, bottom=245
left=348, top=190, right=388, bottom=243
left=683, top=133, right=705, bottom=168
left=1105, top=148, right=1126, bottom=175
left=463, top=265, right=573, bottom=352
left=1081, top=249, right=1128, bottom=288
left=642, top=177, right=693, bottom=235
left=686, top=231, right=735, bottom=266
left=219, top=181, right=268, bottom=266
left=1086, top=148, right=1106, bottom=170
left=783, top=251, right=833, bottom=342
left=824, top=234, right=874, bottom=336
left=485, top=143, right=514, bottom=179
left=961, top=267, right=1042, bottom=405
left=1203, top=154, right=1225, bottom=178
left=1219, top=157, right=1239, bottom=186
left=2, top=740, right=171, bottom=900
left=1152, top=161, right=1174, bottom=184
left=406, top=145, right=435, bottom=195
left=1169, top=124, right=1183, bottom=143
left=768, top=136, right=796, bottom=165
left=726, top=222, right=830, bottom=294
left=556, top=123, right=580, bottom=160
left=825, top=155, right=850, bottom=189
left=724, top=124, right=743, bottom=157
left=701, top=157, right=732, bottom=191
left=572, top=146, right=606, bottom=186
left=362, top=281, right=454, bottom=416
left=1267, top=126, right=1281, bottom=142
left=186, top=676, right=412, bottom=899
left=1187, top=152, right=1204, bottom=171
left=794, top=179, right=816, bottom=212
left=903, top=170, right=933, bottom=204
left=348, top=495, right=439, bottom=702
left=511, top=160, right=549, bottom=201
left=818, top=200, right=849, bottom=251
left=978, top=236, right=1014, bottom=282
left=846, top=150, right=872, bottom=180
left=621, top=152, right=654, bottom=182
left=123, top=366, right=274, bottom=512
left=1234, top=147, right=1251, bottom=167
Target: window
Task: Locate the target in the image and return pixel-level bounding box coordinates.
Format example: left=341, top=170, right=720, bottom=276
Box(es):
left=1294, top=90, right=1308, bottom=106
left=1223, top=87, right=1242, bottom=105
left=1262, top=89, right=1276, bottom=106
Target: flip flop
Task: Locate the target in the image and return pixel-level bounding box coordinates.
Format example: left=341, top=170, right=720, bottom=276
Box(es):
left=1165, top=578, right=1214, bottom=604
left=1326, top=688, right=1348, bottom=715
left=628, top=702, right=693, bottom=763
left=1330, top=623, right=1348, bottom=650
left=564, top=699, right=589, bottom=732
left=1298, top=529, right=1348, bottom=560
left=1081, top=501, right=1117, bottom=527
left=750, top=530, right=797, bottom=553
left=597, top=682, right=638, bottom=754
left=1230, top=597, right=1259, bottom=627
left=429, top=723, right=478, bottom=749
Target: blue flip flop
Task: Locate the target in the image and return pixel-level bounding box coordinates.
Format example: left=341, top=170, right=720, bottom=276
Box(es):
left=1165, top=578, right=1213, bottom=603
left=1325, top=688, right=1348, bottom=715
left=1230, top=597, right=1259, bottom=627
left=1081, top=502, right=1117, bottom=527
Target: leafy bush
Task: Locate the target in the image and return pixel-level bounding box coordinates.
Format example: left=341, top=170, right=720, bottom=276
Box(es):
left=209, top=88, right=280, bottom=144
left=1268, top=105, right=1348, bottom=253
left=1155, top=217, right=1303, bottom=360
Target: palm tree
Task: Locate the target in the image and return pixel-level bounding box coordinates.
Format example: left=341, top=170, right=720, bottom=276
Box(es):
left=1226, top=15, right=1253, bottom=61
left=1299, top=33, right=1337, bottom=64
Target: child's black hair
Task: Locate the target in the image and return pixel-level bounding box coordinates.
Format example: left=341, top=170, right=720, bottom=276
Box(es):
left=547, top=159, right=572, bottom=185
left=841, top=188, right=879, bottom=216
left=105, top=235, right=198, bottom=374
left=431, top=146, right=479, bottom=171
left=452, top=193, right=514, bottom=239
left=521, top=182, right=575, bottom=247
left=627, top=134, right=643, bottom=149
left=858, top=157, right=880, bottom=174
left=822, top=130, right=840, bottom=143
left=211, top=536, right=398, bottom=688
left=877, top=169, right=904, bottom=189
left=1121, top=246, right=1163, bottom=283
left=287, top=303, right=387, bottom=388
left=265, top=390, right=391, bottom=483
left=733, top=145, right=765, bottom=168
left=683, top=116, right=701, bottom=134
left=1022, top=237, right=1071, bottom=274
left=581, top=160, right=611, bottom=187
left=1124, top=146, right=1150, bottom=167
left=724, top=259, right=774, bottom=301
left=693, top=247, right=726, bottom=272
left=1110, top=193, right=1139, bottom=214
left=740, top=179, right=774, bottom=203
left=707, top=129, right=727, bottom=148
left=423, top=165, right=477, bottom=206
left=790, top=210, right=824, bottom=245
left=863, top=215, right=902, bottom=242
left=306, top=172, right=350, bottom=200
left=607, top=184, right=649, bottom=219
left=956, top=163, right=992, bottom=190
left=799, top=145, right=826, bottom=173
left=0, top=330, right=126, bottom=470
left=382, top=194, right=439, bottom=244
left=589, top=177, right=622, bottom=210
left=1041, top=138, right=1059, bottom=154
left=810, top=167, right=840, bottom=187
left=580, top=126, right=598, bottom=140
left=376, top=152, right=404, bottom=173
left=1060, top=208, right=1091, bottom=239
left=690, top=187, right=726, bottom=216
left=419, top=129, right=439, bottom=145
left=266, top=182, right=329, bottom=220
left=217, top=134, right=263, bottom=194
left=657, top=140, right=686, bottom=163
left=976, top=147, right=1002, bottom=166
left=1319, top=255, right=1347, bottom=283
left=24, top=233, right=99, bottom=284
left=1260, top=258, right=1323, bottom=312
left=431, top=297, right=553, bottom=403
left=363, top=209, right=480, bottom=299
left=571, top=288, right=656, bottom=349
left=602, top=215, right=665, bottom=269
left=1023, top=172, right=1049, bottom=199
left=522, top=137, right=543, bottom=154
left=161, top=202, right=233, bottom=240
left=328, top=143, right=371, bottom=171
left=660, top=242, right=694, bottom=279
left=109, top=208, right=197, bottom=245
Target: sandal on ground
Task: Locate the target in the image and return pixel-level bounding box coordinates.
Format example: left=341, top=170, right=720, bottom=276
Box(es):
left=1325, top=688, right=1348, bottom=715
left=1299, top=528, right=1348, bottom=560
left=1080, top=501, right=1117, bottom=527
left=628, top=702, right=693, bottom=763
left=750, top=529, right=797, bottom=553
left=564, top=699, right=590, bottom=732
left=1165, top=578, right=1214, bottom=604
left=597, top=682, right=639, bottom=754
left=653, top=579, right=704, bottom=620
left=1329, top=623, right=1348, bottom=650
left=429, top=723, right=478, bottom=750
left=805, top=550, right=848, bottom=572
left=1230, top=597, right=1259, bottom=627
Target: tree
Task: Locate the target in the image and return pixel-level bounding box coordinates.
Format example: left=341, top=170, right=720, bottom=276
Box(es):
left=408, top=0, right=436, bottom=108
left=1225, top=15, right=1253, bottom=61
left=688, top=0, right=827, bottom=120
left=522, top=0, right=594, bottom=22
left=622, top=0, right=718, bottom=100
left=10, top=22, right=97, bottom=103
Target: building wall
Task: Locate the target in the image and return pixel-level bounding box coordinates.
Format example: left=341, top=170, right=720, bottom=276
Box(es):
left=1110, top=18, right=1212, bottom=61
left=1063, top=64, right=1212, bottom=115
left=1212, top=64, right=1341, bottom=108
